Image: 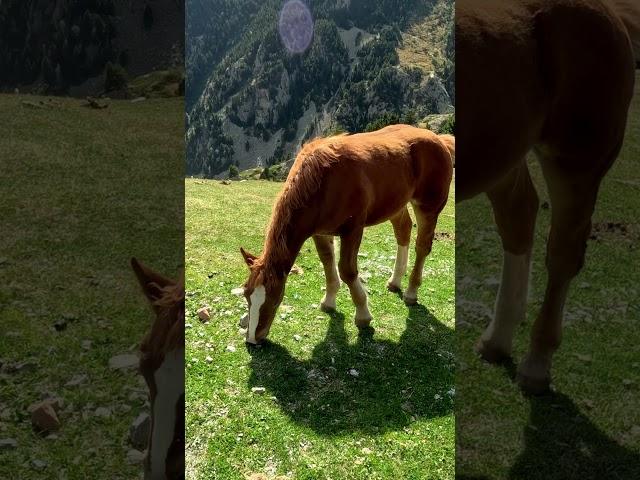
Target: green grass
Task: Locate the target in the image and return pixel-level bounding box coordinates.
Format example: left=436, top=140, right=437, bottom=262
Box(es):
left=455, top=74, right=640, bottom=479
left=185, top=179, right=455, bottom=479
left=0, top=94, right=183, bottom=478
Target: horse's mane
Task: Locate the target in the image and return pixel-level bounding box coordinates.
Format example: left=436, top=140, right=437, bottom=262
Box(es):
left=258, top=134, right=347, bottom=276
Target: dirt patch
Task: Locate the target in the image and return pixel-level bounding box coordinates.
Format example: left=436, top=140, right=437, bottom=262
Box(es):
left=435, top=231, right=454, bottom=241
left=589, top=222, right=638, bottom=241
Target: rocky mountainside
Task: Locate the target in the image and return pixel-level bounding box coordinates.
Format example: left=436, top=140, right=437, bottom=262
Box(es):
left=186, top=0, right=454, bottom=177
left=0, top=0, right=184, bottom=95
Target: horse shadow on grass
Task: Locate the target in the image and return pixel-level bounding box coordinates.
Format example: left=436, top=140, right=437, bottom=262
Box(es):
left=509, top=389, right=640, bottom=479
left=458, top=363, right=640, bottom=480
left=246, top=303, right=454, bottom=436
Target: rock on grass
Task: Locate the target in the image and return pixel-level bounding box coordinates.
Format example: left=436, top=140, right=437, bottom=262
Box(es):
left=130, top=412, right=151, bottom=449
left=109, top=354, right=139, bottom=370
left=127, top=448, right=145, bottom=465
left=30, top=401, right=60, bottom=433
left=0, top=438, right=17, bottom=450
left=197, top=306, right=210, bottom=321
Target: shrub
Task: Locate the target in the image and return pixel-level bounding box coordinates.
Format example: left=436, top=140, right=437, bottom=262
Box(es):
left=440, top=114, right=455, bottom=135
left=260, top=166, right=271, bottom=180
left=228, top=164, right=239, bottom=178
left=365, top=112, right=400, bottom=132
left=104, top=62, right=128, bottom=91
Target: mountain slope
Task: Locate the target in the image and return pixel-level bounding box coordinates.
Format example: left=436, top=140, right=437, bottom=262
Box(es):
left=186, top=0, right=454, bottom=177
left=0, top=0, right=184, bottom=95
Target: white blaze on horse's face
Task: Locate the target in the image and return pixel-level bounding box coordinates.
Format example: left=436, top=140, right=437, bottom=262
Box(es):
left=246, top=284, right=266, bottom=344
left=148, top=348, right=184, bottom=480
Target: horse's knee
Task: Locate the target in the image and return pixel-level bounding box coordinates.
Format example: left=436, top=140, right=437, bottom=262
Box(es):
left=338, top=265, right=357, bottom=285
left=546, top=223, right=590, bottom=279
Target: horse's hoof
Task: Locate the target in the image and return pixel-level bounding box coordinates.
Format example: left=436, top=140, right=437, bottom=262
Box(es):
left=386, top=282, right=402, bottom=293
left=320, top=302, right=336, bottom=313
left=355, top=317, right=372, bottom=328
left=517, top=357, right=551, bottom=395
left=516, top=372, right=551, bottom=395
left=403, top=294, right=418, bottom=306
left=475, top=338, right=512, bottom=365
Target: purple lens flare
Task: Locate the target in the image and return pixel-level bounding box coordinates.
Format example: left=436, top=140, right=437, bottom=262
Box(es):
left=278, top=0, right=314, bottom=54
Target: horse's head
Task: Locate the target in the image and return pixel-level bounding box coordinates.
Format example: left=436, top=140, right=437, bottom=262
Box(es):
left=131, top=258, right=185, bottom=480
left=239, top=247, right=286, bottom=344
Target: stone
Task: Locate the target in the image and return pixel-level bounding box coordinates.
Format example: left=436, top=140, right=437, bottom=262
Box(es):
left=129, top=412, right=151, bottom=449
left=109, top=354, right=139, bottom=370
left=206, top=356, right=213, bottom=364
left=0, top=438, right=17, bottom=450
left=81, top=340, right=92, bottom=350
left=32, top=459, right=48, bottom=470
left=94, top=407, right=111, bottom=417
left=197, top=307, right=210, bottom=322
left=127, top=448, right=145, bottom=465
left=251, top=387, right=266, bottom=394
left=348, top=369, right=359, bottom=377
left=293, top=335, right=302, bottom=342
left=31, top=402, right=60, bottom=433
left=65, top=374, right=88, bottom=386
left=289, top=265, right=304, bottom=275
left=230, top=287, right=244, bottom=296
left=226, top=345, right=236, bottom=353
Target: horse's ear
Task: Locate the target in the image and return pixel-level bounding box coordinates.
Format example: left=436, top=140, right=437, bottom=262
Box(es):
left=240, top=247, right=258, bottom=267
left=131, top=257, right=175, bottom=306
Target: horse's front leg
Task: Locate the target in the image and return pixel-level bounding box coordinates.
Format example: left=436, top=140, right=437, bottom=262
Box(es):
left=312, top=234, right=340, bottom=312
left=338, top=226, right=372, bottom=327
left=387, top=207, right=412, bottom=293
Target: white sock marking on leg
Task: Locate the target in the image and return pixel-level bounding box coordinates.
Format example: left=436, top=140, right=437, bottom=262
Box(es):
left=352, top=277, right=371, bottom=320
left=150, top=348, right=184, bottom=479
left=389, top=245, right=409, bottom=287
left=483, top=251, right=530, bottom=351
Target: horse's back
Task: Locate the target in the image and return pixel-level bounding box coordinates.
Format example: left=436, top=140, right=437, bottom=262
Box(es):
left=457, top=0, right=635, bottom=198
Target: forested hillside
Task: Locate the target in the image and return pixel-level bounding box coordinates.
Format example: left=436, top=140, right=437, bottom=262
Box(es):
left=186, top=0, right=454, bottom=177
left=0, top=0, right=184, bottom=95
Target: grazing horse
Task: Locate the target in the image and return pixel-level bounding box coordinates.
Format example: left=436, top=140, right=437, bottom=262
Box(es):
left=457, top=0, right=639, bottom=393
left=131, top=258, right=185, bottom=480
left=240, top=124, right=454, bottom=344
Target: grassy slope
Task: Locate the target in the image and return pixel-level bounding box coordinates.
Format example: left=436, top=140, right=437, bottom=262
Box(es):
left=0, top=95, right=183, bottom=478
left=185, top=179, right=455, bottom=479
left=397, top=0, right=452, bottom=74
left=456, top=74, right=640, bottom=478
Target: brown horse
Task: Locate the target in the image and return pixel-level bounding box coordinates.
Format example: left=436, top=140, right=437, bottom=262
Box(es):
left=131, top=258, right=185, bottom=480
left=240, top=124, right=453, bottom=344
left=457, top=0, right=639, bottom=393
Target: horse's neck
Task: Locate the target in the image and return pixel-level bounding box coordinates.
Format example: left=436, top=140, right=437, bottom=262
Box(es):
left=614, top=0, right=640, bottom=62
left=263, top=215, right=307, bottom=277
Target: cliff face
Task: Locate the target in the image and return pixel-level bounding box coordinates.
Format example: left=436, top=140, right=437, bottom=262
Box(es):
left=186, top=0, right=454, bottom=178
left=0, top=0, right=184, bottom=95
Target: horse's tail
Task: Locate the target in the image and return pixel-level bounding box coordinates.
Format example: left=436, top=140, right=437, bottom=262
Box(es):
left=438, top=134, right=455, bottom=167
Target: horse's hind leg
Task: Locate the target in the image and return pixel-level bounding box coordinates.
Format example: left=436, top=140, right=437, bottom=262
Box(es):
left=476, top=163, right=539, bottom=363
left=403, top=206, right=439, bottom=306
left=338, top=226, right=372, bottom=327
left=313, top=235, right=341, bottom=312
left=387, top=207, right=412, bottom=293
left=518, top=145, right=621, bottom=393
